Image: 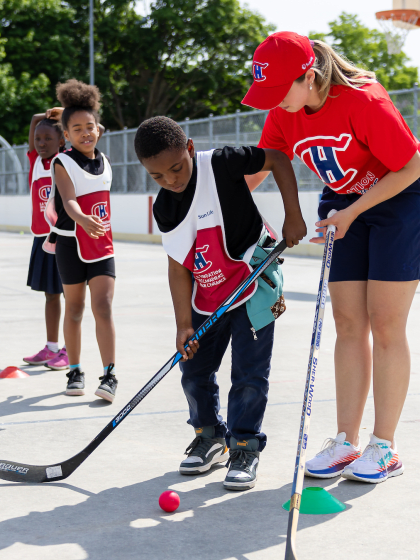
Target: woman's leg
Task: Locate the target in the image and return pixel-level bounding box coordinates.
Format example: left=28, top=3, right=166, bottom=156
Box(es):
left=45, top=293, right=61, bottom=343
left=89, top=275, right=115, bottom=367
left=367, top=280, right=418, bottom=444
left=329, top=281, right=371, bottom=445
left=62, top=283, right=86, bottom=365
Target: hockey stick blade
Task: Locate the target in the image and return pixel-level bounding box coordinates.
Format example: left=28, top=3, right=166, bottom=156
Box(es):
left=0, top=238, right=288, bottom=483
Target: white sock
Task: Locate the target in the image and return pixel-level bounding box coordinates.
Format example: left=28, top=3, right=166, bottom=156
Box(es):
left=47, top=341, right=59, bottom=353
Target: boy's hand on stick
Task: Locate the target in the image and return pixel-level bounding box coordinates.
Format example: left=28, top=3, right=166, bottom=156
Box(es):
left=45, top=107, right=64, bottom=121
left=177, top=328, right=199, bottom=361
left=282, top=212, right=307, bottom=247
left=80, top=215, right=107, bottom=239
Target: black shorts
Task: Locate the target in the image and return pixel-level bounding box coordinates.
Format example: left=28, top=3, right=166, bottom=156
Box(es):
left=55, top=237, right=116, bottom=285
left=318, top=179, right=420, bottom=282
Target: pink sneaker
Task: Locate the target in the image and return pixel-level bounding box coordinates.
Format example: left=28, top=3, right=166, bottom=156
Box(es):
left=23, top=345, right=58, bottom=365
left=45, top=348, right=70, bottom=371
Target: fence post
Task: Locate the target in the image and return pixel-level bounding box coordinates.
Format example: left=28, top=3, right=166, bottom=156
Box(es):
left=123, top=127, right=128, bottom=192
left=235, top=109, right=240, bottom=147
left=105, top=131, right=110, bottom=159
left=414, top=83, right=418, bottom=138
left=185, top=117, right=190, bottom=139
left=1, top=151, right=5, bottom=194
left=209, top=114, right=213, bottom=149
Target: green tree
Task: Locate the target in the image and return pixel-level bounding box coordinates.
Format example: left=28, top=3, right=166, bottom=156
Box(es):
left=309, top=12, right=418, bottom=90
left=0, top=0, right=80, bottom=143
left=90, top=0, right=274, bottom=128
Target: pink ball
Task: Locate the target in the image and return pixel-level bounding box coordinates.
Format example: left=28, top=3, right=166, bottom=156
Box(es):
left=159, top=490, right=180, bottom=513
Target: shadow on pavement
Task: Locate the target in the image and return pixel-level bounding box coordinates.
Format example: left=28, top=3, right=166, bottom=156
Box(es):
left=0, top=469, right=375, bottom=560
left=0, top=392, right=112, bottom=420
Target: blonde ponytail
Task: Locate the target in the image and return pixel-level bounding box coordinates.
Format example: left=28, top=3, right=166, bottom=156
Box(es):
left=306, top=40, right=376, bottom=104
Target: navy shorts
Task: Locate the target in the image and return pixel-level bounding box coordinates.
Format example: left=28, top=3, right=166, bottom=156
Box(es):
left=318, top=179, right=420, bottom=282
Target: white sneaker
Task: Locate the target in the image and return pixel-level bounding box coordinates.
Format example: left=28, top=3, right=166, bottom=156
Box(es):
left=305, top=432, right=362, bottom=478
left=342, top=434, right=404, bottom=483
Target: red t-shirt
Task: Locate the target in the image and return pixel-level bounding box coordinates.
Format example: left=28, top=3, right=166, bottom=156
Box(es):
left=259, top=82, right=420, bottom=195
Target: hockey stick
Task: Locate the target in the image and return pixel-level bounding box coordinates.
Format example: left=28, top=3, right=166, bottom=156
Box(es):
left=284, top=212, right=336, bottom=560
left=0, top=238, right=287, bottom=483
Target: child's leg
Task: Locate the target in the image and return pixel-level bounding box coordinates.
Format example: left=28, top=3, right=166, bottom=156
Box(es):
left=45, top=292, right=61, bottom=343
left=367, top=279, right=418, bottom=444
left=180, top=307, right=231, bottom=436
left=62, top=282, right=86, bottom=365
left=227, top=304, right=274, bottom=452
left=88, top=275, right=115, bottom=367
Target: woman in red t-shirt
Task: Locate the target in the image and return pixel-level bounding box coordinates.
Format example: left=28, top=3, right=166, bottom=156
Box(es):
left=243, top=32, right=420, bottom=483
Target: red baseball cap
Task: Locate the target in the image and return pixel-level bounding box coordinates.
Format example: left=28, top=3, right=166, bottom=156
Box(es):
left=242, top=32, right=315, bottom=111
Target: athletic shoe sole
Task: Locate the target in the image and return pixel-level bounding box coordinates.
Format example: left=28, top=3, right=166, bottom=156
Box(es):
left=23, top=359, right=50, bottom=365
left=223, top=475, right=257, bottom=491
left=304, top=468, right=344, bottom=479
left=95, top=388, right=115, bottom=402
left=45, top=363, right=70, bottom=371
left=66, top=388, right=85, bottom=396
left=179, top=449, right=228, bottom=475
left=342, top=464, right=404, bottom=483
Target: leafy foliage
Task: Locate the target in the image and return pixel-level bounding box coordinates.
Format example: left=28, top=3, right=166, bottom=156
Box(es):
left=309, top=12, right=418, bottom=90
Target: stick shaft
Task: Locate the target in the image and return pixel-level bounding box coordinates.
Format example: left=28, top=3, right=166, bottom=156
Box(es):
left=285, top=228, right=336, bottom=560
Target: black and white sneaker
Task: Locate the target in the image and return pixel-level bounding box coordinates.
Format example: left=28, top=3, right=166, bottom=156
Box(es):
left=95, top=364, right=118, bottom=402
left=66, top=368, right=85, bottom=396
left=224, top=438, right=260, bottom=491
left=179, top=426, right=228, bottom=475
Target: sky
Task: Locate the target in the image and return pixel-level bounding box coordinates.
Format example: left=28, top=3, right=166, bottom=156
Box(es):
left=239, top=0, right=420, bottom=74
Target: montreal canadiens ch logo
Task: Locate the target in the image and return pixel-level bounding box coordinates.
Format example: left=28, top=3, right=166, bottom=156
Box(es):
left=293, top=134, right=357, bottom=191
left=92, top=202, right=108, bottom=220
left=39, top=186, right=51, bottom=202
left=194, top=245, right=212, bottom=274
left=253, top=62, right=269, bottom=82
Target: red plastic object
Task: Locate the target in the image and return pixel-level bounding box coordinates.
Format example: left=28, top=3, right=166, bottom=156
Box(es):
left=0, top=366, right=30, bottom=379
left=159, top=490, right=180, bottom=513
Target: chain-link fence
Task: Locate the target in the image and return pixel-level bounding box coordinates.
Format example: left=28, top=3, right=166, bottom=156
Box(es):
left=1, top=84, right=419, bottom=195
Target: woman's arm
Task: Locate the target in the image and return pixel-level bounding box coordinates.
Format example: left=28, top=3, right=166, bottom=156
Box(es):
left=245, top=171, right=270, bottom=192
left=168, top=256, right=199, bottom=361
left=312, top=151, right=420, bottom=243
left=28, top=113, right=47, bottom=151
left=54, top=163, right=107, bottom=239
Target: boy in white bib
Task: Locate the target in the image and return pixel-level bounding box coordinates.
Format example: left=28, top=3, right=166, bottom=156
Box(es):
left=135, top=116, right=306, bottom=490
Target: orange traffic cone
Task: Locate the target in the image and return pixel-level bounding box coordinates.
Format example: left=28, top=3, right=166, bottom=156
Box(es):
left=0, top=366, right=30, bottom=379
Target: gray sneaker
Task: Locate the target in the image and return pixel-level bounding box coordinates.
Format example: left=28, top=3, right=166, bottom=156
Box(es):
left=224, top=437, right=260, bottom=491
left=180, top=426, right=228, bottom=475
left=66, top=368, right=85, bottom=396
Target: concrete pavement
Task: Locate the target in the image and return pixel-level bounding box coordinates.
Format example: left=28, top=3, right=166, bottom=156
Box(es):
left=0, top=232, right=419, bottom=560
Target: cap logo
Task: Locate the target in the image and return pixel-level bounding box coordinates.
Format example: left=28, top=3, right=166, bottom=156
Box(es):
left=302, top=56, right=314, bottom=71
left=253, top=62, right=269, bottom=82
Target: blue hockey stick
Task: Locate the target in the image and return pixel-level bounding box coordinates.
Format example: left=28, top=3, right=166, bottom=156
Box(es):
left=0, top=238, right=287, bottom=483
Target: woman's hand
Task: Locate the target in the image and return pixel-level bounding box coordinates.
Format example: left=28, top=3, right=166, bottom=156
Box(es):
left=176, top=327, right=199, bottom=362
left=309, top=208, right=356, bottom=244
left=80, top=215, right=107, bottom=239
left=282, top=212, right=307, bottom=247
left=46, top=107, right=64, bottom=121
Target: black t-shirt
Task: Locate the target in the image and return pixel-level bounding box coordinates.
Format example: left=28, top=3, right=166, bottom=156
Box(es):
left=52, top=147, right=110, bottom=246
left=153, top=146, right=266, bottom=259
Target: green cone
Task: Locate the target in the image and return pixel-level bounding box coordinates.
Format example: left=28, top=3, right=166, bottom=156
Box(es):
left=282, top=487, right=346, bottom=515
